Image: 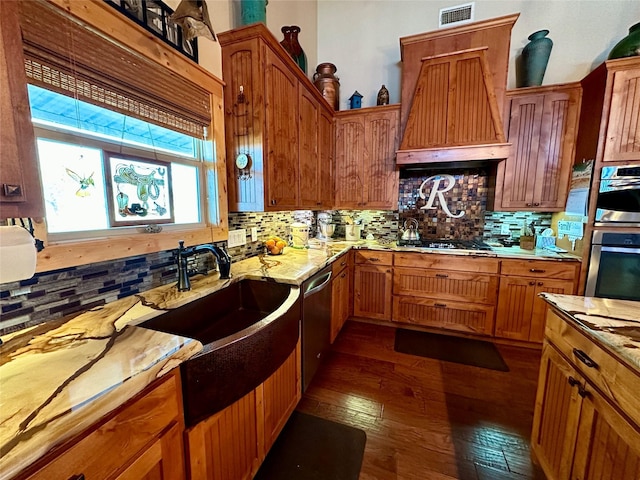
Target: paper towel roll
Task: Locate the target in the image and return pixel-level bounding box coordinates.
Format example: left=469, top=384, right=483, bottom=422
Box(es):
left=0, top=226, right=37, bottom=283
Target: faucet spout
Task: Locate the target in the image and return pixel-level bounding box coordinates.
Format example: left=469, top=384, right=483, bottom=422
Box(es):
left=176, top=241, right=232, bottom=292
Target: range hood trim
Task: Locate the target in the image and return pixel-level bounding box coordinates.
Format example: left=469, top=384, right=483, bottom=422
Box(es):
left=396, top=143, right=511, bottom=166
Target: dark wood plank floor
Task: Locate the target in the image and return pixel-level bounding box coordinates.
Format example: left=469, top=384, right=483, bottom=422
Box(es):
left=297, top=321, right=547, bottom=480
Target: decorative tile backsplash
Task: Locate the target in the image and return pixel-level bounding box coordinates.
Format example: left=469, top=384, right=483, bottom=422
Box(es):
left=1, top=200, right=551, bottom=335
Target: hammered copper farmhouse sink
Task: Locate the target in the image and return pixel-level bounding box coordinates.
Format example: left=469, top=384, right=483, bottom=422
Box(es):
left=140, top=279, right=301, bottom=426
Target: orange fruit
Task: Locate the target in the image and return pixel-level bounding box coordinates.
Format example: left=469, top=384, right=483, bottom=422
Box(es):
left=270, top=246, right=281, bottom=255
left=276, top=240, right=286, bottom=249
left=265, top=239, right=276, bottom=248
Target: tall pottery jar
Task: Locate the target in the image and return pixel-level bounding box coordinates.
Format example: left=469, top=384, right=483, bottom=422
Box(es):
left=240, top=0, right=266, bottom=26
left=518, top=29, right=553, bottom=87
left=608, top=22, right=640, bottom=59
left=313, top=63, right=340, bottom=110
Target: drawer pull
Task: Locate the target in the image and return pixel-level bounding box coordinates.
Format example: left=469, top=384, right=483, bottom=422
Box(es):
left=69, top=475, right=85, bottom=480
left=538, top=282, right=544, bottom=286
left=369, top=257, right=380, bottom=262
left=340, top=261, right=347, bottom=267
left=529, top=268, right=546, bottom=273
left=568, top=376, right=580, bottom=387
left=434, top=303, right=447, bottom=308
left=529, top=281, right=536, bottom=286
left=341, top=272, right=347, bottom=278
left=573, top=349, right=598, bottom=369
left=435, top=273, right=449, bottom=278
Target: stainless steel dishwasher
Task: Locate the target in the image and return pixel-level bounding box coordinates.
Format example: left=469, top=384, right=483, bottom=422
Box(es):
left=301, top=264, right=333, bottom=392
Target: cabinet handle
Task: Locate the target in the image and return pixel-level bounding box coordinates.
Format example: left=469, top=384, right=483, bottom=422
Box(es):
left=68, top=475, right=85, bottom=480
left=434, top=303, right=447, bottom=308
left=529, top=281, right=536, bottom=286
left=435, top=273, right=449, bottom=278
left=340, top=261, right=347, bottom=267
left=533, top=203, right=540, bottom=207
left=341, top=272, right=346, bottom=278
left=568, top=376, right=580, bottom=387
left=529, top=269, right=546, bottom=273
left=368, top=257, right=380, bottom=262
left=526, top=203, right=532, bottom=207
left=573, top=349, right=598, bottom=369
left=537, top=282, right=544, bottom=286
left=270, top=199, right=277, bottom=205
left=577, top=385, right=589, bottom=398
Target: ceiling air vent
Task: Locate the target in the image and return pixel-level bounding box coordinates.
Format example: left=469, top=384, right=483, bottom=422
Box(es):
left=439, top=3, right=475, bottom=28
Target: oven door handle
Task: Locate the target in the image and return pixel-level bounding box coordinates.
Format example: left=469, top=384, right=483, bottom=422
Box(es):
left=600, top=246, right=640, bottom=254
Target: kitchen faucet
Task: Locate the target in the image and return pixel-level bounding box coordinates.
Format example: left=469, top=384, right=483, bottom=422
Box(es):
left=176, top=241, right=231, bottom=291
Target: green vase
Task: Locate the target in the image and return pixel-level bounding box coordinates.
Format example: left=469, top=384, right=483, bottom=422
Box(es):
left=240, top=0, right=266, bottom=26
left=608, top=22, right=640, bottom=60
left=518, top=30, right=553, bottom=88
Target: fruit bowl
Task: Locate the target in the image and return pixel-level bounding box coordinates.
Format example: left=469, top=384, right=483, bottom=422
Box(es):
left=264, top=236, right=287, bottom=255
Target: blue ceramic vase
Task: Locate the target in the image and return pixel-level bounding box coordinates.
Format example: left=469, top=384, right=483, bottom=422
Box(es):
left=240, top=0, right=266, bottom=26
left=519, top=30, right=553, bottom=87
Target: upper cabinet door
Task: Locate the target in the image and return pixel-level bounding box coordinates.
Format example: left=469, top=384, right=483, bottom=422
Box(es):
left=363, top=108, right=399, bottom=209
left=497, top=84, right=581, bottom=212
left=318, top=108, right=334, bottom=209
left=0, top=1, right=44, bottom=219
left=603, top=67, right=640, bottom=163
left=334, top=114, right=366, bottom=208
left=298, top=88, right=321, bottom=208
left=264, top=47, right=299, bottom=210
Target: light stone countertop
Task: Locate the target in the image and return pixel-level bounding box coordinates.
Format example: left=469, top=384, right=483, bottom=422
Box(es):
left=0, top=240, right=579, bottom=479
left=541, top=293, right=640, bottom=374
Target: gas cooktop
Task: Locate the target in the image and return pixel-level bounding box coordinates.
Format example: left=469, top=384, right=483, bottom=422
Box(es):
left=397, top=238, right=493, bottom=251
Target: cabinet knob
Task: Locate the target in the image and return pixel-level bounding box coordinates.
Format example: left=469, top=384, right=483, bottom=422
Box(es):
left=533, top=203, right=540, bottom=207
left=537, top=282, right=544, bottom=286
left=573, top=348, right=598, bottom=369
left=526, top=203, right=532, bottom=207
left=529, top=281, right=536, bottom=286
left=341, top=272, right=346, bottom=278
left=568, top=376, right=580, bottom=387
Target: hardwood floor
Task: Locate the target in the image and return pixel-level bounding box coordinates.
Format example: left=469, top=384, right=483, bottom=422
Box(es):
left=297, top=321, right=547, bottom=480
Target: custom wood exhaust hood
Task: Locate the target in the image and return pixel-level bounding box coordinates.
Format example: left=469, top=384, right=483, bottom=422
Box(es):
left=397, top=14, right=519, bottom=166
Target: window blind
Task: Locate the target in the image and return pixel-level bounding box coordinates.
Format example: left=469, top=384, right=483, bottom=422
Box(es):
left=18, top=0, right=211, bottom=138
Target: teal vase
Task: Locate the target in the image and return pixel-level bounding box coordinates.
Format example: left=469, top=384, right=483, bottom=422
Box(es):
left=608, top=22, right=640, bottom=59
left=518, top=30, right=553, bottom=87
left=240, top=0, right=266, bottom=26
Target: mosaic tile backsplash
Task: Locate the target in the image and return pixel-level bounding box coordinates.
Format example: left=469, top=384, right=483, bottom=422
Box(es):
left=0, top=199, right=551, bottom=334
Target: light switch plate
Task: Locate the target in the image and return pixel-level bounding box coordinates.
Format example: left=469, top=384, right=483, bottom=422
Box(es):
left=227, top=229, right=247, bottom=248
left=251, top=227, right=258, bottom=242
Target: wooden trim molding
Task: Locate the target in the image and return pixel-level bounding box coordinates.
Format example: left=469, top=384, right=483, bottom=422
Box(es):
left=396, top=143, right=511, bottom=164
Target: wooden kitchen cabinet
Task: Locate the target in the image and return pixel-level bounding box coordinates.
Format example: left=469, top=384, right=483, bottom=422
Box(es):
left=531, top=311, right=640, bottom=480
left=0, top=0, right=44, bottom=219
left=185, top=339, right=301, bottom=480
left=353, top=251, right=393, bottom=321
left=495, top=83, right=581, bottom=211
left=495, top=259, right=579, bottom=343
left=331, top=252, right=352, bottom=343
left=334, top=105, right=399, bottom=209
left=220, top=24, right=334, bottom=212
left=22, top=371, right=186, bottom=480
left=392, top=253, right=499, bottom=336
left=602, top=60, right=640, bottom=163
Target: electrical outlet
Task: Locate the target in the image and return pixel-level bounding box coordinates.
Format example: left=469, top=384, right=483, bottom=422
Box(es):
left=227, top=229, right=247, bottom=248
left=251, top=227, right=258, bottom=242
left=500, top=224, right=511, bottom=235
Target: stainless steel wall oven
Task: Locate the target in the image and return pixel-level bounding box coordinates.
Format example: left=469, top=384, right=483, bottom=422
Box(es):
left=596, top=165, right=640, bottom=226
left=585, top=230, right=640, bottom=301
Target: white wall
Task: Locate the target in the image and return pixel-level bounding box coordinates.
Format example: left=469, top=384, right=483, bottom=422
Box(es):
left=317, top=0, right=640, bottom=109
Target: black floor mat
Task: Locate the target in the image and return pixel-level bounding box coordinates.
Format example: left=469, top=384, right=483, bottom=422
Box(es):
left=394, top=328, right=509, bottom=372
left=254, top=411, right=366, bottom=480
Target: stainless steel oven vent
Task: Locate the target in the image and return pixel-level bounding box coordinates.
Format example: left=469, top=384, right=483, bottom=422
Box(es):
left=439, top=3, right=475, bottom=28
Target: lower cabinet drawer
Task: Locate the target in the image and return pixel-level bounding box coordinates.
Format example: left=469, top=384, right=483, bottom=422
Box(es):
left=500, top=259, right=579, bottom=280
left=393, top=296, right=495, bottom=336
left=545, top=310, right=640, bottom=428
left=25, top=372, right=182, bottom=480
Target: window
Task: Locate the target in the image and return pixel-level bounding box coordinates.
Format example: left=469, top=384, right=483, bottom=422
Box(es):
left=31, top=85, right=204, bottom=239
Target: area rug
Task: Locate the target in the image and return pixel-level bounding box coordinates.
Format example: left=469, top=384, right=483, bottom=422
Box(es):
left=253, top=411, right=367, bottom=480
left=394, top=328, right=509, bottom=372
